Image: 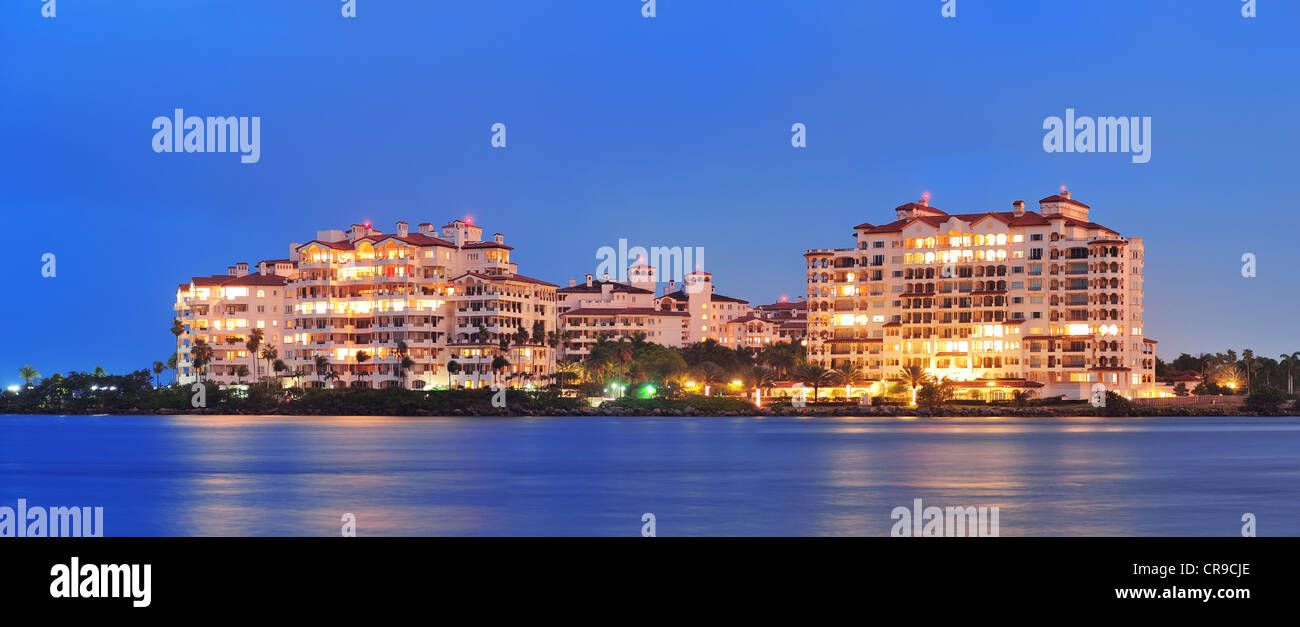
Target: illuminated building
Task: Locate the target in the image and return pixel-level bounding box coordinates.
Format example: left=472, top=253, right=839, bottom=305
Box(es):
left=175, top=219, right=557, bottom=389
left=804, top=190, right=1158, bottom=400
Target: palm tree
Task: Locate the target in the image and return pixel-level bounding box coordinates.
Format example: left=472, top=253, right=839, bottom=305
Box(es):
left=246, top=329, right=264, bottom=382
left=530, top=321, right=545, bottom=383
left=235, top=364, right=250, bottom=384
left=491, top=355, right=511, bottom=386
left=751, top=366, right=779, bottom=400
left=795, top=364, right=832, bottom=402
left=191, top=339, right=213, bottom=382
left=553, top=360, right=580, bottom=394
left=394, top=340, right=410, bottom=388
left=897, top=365, right=930, bottom=406
left=1280, top=352, right=1299, bottom=396
left=166, top=353, right=179, bottom=385
left=693, top=361, right=725, bottom=397
left=272, top=359, right=288, bottom=383
left=92, top=366, right=107, bottom=379
left=610, top=342, right=634, bottom=394
left=446, top=360, right=462, bottom=389
left=151, top=361, right=165, bottom=388
left=355, top=351, right=371, bottom=387
left=259, top=346, right=278, bottom=385
left=829, top=365, right=864, bottom=401
left=170, top=318, right=185, bottom=348
left=1012, top=389, right=1035, bottom=408
left=314, top=355, right=330, bottom=388
left=18, top=365, right=40, bottom=388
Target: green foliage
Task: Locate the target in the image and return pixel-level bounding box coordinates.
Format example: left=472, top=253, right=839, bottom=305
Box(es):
left=1244, top=386, right=1286, bottom=413
left=1098, top=391, right=1134, bottom=417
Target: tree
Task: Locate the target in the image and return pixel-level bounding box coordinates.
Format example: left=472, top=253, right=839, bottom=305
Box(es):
left=693, top=361, right=726, bottom=396
left=18, top=365, right=40, bottom=388
left=751, top=366, right=779, bottom=399
left=610, top=342, right=634, bottom=393
left=829, top=365, right=864, bottom=400
left=394, top=340, right=410, bottom=388
left=355, top=351, right=371, bottom=387
left=166, top=353, right=179, bottom=385
left=917, top=376, right=955, bottom=410
left=151, top=361, right=165, bottom=388
left=897, top=365, right=930, bottom=407
left=531, top=321, right=546, bottom=383
left=259, top=346, right=278, bottom=385
left=795, top=364, right=832, bottom=402
left=191, top=340, right=213, bottom=382
left=272, top=359, right=288, bottom=383
left=235, top=364, right=250, bottom=384
left=553, top=360, right=580, bottom=393
left=92, top=366, right=107, bottom=378
left=1244, top=386, right=1286, bottom=413
left=491, top=356, right=510, bottom=386
left=1279, top=352, right=1299, bottom=396
left=314, top=355, right=330, bottom=388
left=246, top=329, right=264, bottom=382
left=446, top=360, right=462, bottom=389
left=1012, top=389, right=1036, bottom=407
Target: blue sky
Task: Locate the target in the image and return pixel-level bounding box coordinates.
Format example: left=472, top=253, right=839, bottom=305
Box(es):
left=1, top=0, right=1297, bottom=380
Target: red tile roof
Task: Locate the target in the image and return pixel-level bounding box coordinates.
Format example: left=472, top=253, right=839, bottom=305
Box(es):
left=462, top=241, right=513, bottom=250
left=659, top=289, right=750, bottom=304
left=557, top=280, right=654, bottom=295
left=1039, top=194, right=1091, bottom=209
left=449, top=271, right=557, bottom=287
left=561, top=307, right=689, bottom=317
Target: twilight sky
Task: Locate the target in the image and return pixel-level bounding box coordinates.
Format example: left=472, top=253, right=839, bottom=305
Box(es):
left=1, top=0, right=1297, bottom=381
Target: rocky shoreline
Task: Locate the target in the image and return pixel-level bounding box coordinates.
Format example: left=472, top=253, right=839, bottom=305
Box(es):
left=22, top=405, right=1295, bottom=418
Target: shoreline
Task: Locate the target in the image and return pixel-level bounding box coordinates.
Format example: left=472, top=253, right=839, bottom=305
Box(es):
left=5, top=406, right=1296, bottom=418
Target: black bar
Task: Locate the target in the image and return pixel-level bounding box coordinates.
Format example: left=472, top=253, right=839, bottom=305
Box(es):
left=0, top=538, right=1285, bottom=615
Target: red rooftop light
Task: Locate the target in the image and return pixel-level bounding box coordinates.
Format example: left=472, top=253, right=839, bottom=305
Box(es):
left=1060, top=185, right=1067, bottom=193
left=921, top=191, right=931, bottom=201
left=363, top=221, right=371, bottom=228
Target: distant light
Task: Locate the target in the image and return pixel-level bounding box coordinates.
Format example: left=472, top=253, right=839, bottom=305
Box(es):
left=921, top=191, right=930, bottom=201
left=6, top=385, right=18, bottom=393
left=465, top=216, right=473, bottom=224
left=780, top=295, right=788, bottom=303
left=363, top=221, right=371, bottom=229
left=1060, top=185, right=1067, bottom=193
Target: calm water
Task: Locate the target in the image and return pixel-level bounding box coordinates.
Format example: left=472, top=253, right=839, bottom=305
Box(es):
left=1, top=414, right=1298, bottom=536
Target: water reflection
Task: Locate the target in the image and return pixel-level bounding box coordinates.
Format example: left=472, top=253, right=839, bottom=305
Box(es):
left=1, top=414, right=1298, bottom=536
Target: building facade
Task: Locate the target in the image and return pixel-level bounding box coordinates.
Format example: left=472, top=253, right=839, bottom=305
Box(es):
left=556, top=266, right=690, bottom=358
left=175, top=219, right=557, bottom=389
left=804, top=191, right=1157, bottom=401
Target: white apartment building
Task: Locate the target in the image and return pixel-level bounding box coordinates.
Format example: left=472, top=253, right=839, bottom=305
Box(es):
left=720, top=298, right=808, bottom=349
left=175, top=219, right=558, bottom=389
left=804, top=191, right=1158, bottom=401
left=654, top=271, right=752, bottom=345
left=556, top=265, right=689, bottom=358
